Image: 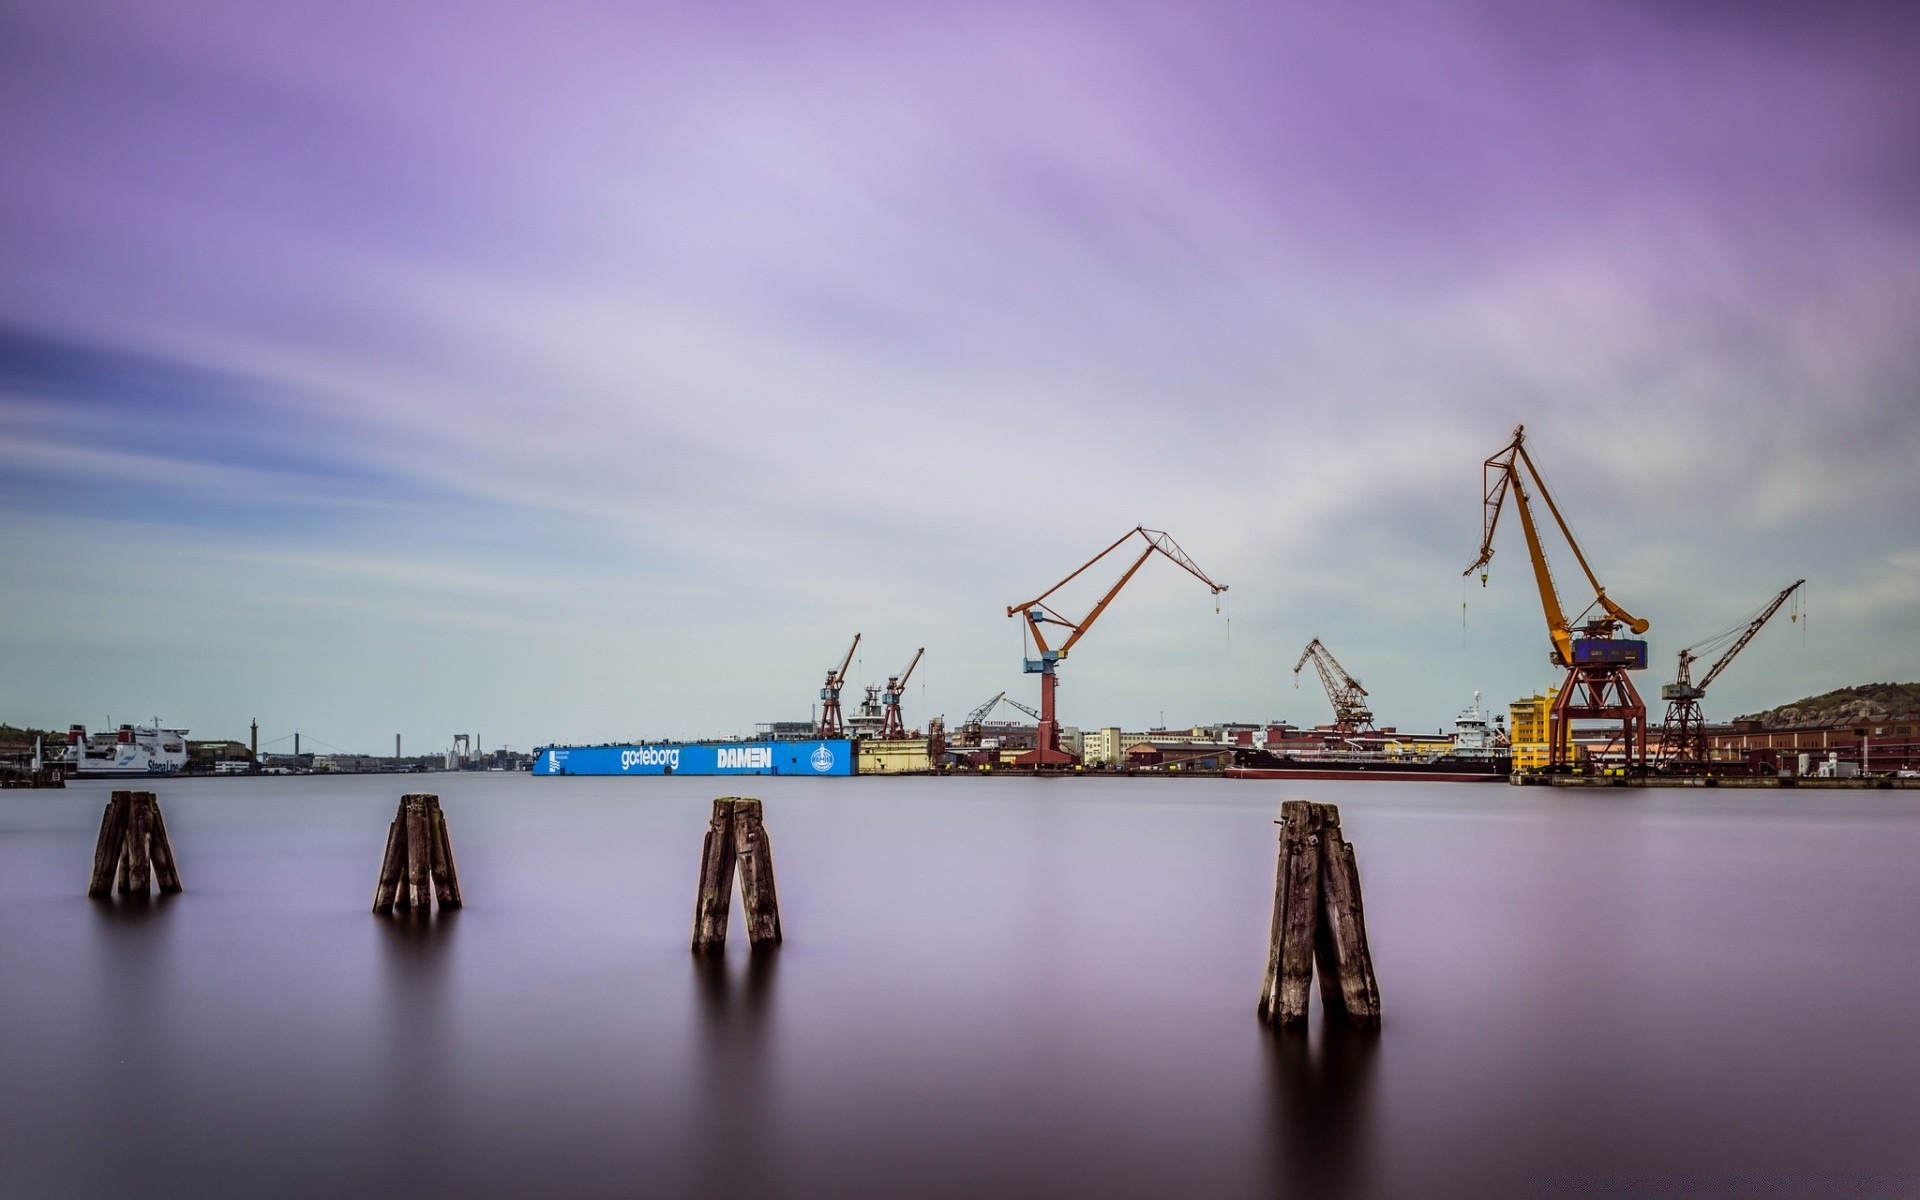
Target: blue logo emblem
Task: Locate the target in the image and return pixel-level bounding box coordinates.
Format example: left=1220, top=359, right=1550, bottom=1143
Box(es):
left=810, top=744, right=835, bottom=773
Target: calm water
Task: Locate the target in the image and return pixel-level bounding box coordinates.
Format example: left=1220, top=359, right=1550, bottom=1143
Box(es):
left=4, top=775, right=1919, bottom=1199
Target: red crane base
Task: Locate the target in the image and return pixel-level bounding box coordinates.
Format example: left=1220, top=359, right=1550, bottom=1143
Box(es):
left=1549, top=664, right=1647, bottom=769
left=1012, top=674, right=1080, bottom=768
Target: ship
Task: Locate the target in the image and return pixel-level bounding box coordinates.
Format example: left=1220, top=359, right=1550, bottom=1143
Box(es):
left=1226, top=694, right=1510, bottom=783
left=56, top=723, right=189, bottom=778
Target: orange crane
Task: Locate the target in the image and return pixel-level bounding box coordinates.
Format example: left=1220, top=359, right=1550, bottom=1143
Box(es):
left=1657, top=579, right=1803, bottom=768
left=1293, top=638, right=1374, bottom=739
left=1464, top=425, right=1652, bottom=770
left=879, top=647, right=925, bottom=739
left=816, top=633, right=861, bottom=738
left=1007, top=526, right=1226, bottom=768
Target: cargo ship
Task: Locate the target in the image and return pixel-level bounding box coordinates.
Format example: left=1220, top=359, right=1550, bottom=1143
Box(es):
left=1226, top=696, right=1509, bottom=783
left=56, top=723, right=189, bottom=779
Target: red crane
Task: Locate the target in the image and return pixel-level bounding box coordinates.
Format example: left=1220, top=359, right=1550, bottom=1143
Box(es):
left=1293, top=638, right=1374, bottom=739
left=1006, top=526, right=1226, bottom=768
left=816, top=633, right=861, bottom=738
left=1657, top=579, right=1803, bottom=768
left=879, top=647, right=925, bottom=739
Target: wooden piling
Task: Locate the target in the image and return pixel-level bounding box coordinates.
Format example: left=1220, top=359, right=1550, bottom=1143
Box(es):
left=1259, top=800, right=1380, bottom=1030
left=732, top=799, right=783, bottom=948
left=125, top=792, right=153, bottom=895
left=691, top=799, right=739, bottom=951
left=146, top=796, right=183, bottom=893
left=372, top=814, right=406, bottom=912
left=87, top=791, right=134, bottom=897
left=691, top=797, right=783, bottom=952
left=1277, top=801, right=1325, bottom=1026
left=428, top=798, right=463, bottom=909
left=404, top=795, right=432, bottom=911
left=87, top=791, right=183, bottom=898
left=1317, top=817, right=1381, bottom=1026
left=372, top=794, right=461, bottom=914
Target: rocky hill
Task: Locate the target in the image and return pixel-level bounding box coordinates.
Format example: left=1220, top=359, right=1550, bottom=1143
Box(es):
left=1736, top=683, right=1920, bottom=730
left=0, top=724, right=64, bottom=755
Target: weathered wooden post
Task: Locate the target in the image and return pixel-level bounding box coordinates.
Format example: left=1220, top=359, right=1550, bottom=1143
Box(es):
left=691, top=797, right=783, bottom=952
left=372, top=793, right=463, bottom=914
left=1258, top=800, right=1379, bottom=1029
left=692, top=800, right=739, bottom=951
left=87, top=791, right=183, bottom=897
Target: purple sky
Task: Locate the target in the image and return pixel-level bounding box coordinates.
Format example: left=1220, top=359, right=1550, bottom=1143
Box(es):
left=3, top=0, right=1917, bottom=753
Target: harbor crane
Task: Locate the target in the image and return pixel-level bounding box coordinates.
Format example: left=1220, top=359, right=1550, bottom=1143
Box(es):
left=1293, top=638, right=1374, bottom=738
left=1464, top=425, right=1652, bottom=769
left=1657, top=579, right=1804, bottom=768
left=955, top=691, right=1045, bottom=747
left=816, top=633, right=861, bottom=739
left=959, top=692, right=1006, bottom=745
left=879, top=647, right=925, bottom=739
left=1007, top=526, right=1226, bottom=768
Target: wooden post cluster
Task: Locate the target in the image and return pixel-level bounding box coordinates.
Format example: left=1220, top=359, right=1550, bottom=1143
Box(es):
left=1258, top=800, right=1381, bottom=1029
left=87, top=791, right=182, bottom=897
left=372, top=793, right=463, bottom=913
left=692, top=798, right=783, bottom=952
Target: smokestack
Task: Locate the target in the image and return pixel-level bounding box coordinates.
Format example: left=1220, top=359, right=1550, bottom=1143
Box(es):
left=294, top=731, right=300, bottom=758
left=250, top=719, right=258, bottom=762
left=395, top=733, right=402, bottom=759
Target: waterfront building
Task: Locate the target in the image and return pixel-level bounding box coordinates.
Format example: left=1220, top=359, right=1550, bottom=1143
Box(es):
left=1509, top=689, right=1557, bottom=772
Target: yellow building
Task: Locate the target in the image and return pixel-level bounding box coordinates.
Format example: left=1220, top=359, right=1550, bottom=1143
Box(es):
left=1508, top=688, right=1558, bottom=772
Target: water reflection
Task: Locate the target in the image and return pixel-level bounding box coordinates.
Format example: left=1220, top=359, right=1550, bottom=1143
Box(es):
left=374, top=909, right=458, bottom=1188
left=690, top=949, right=780, bottom=1199
left=88, top=890, right=177, bottom=1000
left=1264, top=1019, right=1379, bottom=1199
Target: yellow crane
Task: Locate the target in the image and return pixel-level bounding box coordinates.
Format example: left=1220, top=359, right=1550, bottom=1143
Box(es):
left=1464, top=425, right=1651, bottom=770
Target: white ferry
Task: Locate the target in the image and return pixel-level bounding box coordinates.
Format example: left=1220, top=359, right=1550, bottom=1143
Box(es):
left=59, top=723, right=189, bottom=778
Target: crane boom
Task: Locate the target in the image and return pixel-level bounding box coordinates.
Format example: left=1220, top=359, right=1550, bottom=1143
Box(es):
left=1292, top=638, right=1373, bottom=735
left=1007, top=526, right=1226, bottom=767
left=896, top=647, right=925, bottom=690
left=1695, top=580, right=1803, bottom=694
left=965, top=693, right=1006, bottom=728
left=1000, top=696, right=1043, bottom=723
left=1465, top=425, right=1648, bottom=667
left=1009, top=526, right=1227, bottom=661
left=833, top=634, right=861, bottom=687
left=1667, top=579, right=1804, bottom=701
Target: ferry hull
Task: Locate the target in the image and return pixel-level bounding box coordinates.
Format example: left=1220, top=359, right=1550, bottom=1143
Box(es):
left=68, top=765, right=183, bottom=780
